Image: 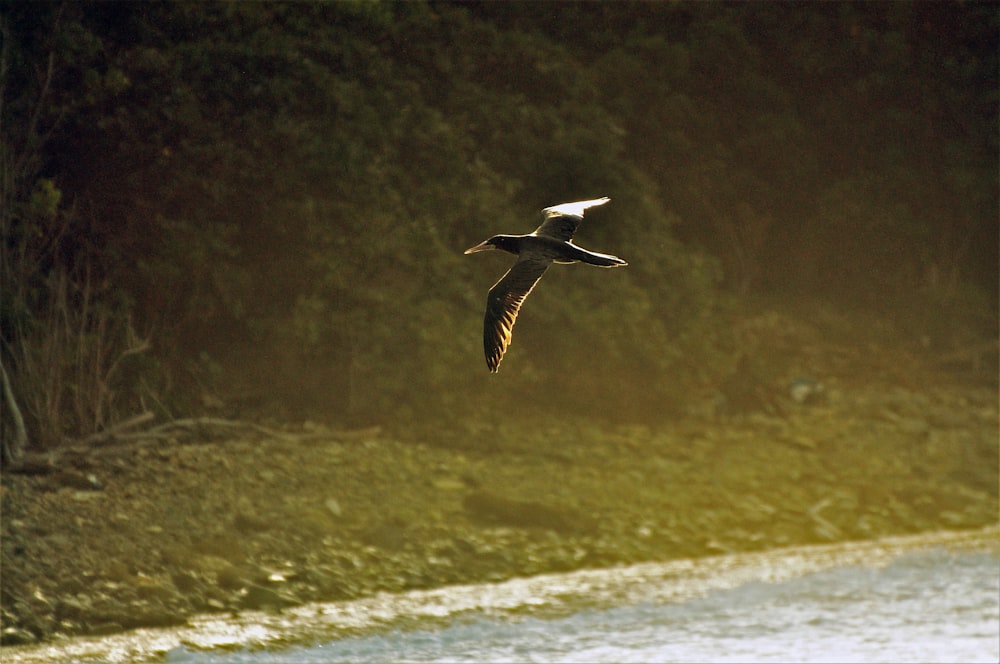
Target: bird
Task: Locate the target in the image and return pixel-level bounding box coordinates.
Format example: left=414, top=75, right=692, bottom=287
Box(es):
left=464, top=197, right=627, bottom=372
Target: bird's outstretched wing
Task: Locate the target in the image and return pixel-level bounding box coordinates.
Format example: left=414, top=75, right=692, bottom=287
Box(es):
left=534, top=197, right=610, bottom=242
left=483, top=257, right=551, bottom=372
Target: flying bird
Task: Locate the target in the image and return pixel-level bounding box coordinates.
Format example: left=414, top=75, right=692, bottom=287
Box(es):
left=464, top=197, right=627, bottom=372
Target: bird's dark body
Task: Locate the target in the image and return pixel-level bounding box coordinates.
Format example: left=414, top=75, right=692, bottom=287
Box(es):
left=465, top=198, right=626, bottom=372
left=486, top=234, right=624, bottom=266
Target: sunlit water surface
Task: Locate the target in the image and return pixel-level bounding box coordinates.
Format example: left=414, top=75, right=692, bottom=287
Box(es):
left=168, top=547, right=999, bottom=664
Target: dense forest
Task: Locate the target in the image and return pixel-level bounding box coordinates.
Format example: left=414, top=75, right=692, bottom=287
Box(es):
left=1, top=1, right=997, bottom=454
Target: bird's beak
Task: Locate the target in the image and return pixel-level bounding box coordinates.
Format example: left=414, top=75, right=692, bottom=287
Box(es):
left=464, top=241, right=494, bottom=254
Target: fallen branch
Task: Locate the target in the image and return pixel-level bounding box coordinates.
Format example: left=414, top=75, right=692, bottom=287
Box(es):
left=120, top=417, right=301, bottom=443
left=39, top=418, right=383, bottom=463
left=111, top=417, right=381, bottom=445
left=77, top=410, right=156, bottom=446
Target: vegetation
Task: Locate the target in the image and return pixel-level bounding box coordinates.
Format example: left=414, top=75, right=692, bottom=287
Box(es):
left=2, top=1, right=996, bottom=455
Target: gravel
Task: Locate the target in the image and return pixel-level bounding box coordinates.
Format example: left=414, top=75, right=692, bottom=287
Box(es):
left=1, top=362, right=996, bottom=645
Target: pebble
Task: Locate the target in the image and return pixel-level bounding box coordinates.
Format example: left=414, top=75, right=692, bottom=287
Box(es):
left=325, top=498, right=343, bottom=517
left=240, top=584, right=296, bottom=611
left=881, top=410, right=930, bottom=436
left=789, top=435, right=817, bottom=450
left=133, top=577, right=176, bottom=602
left=1, top=626, right=37, bottom=645
left=939, top=511, right=967, bottom=526
left=86, top=622, right=123, bottom=636
left=233, top=511, right=272, bottom=533
left=216, top=564, right=250, bottom=590
left=171, top=571, right=200, bottom=592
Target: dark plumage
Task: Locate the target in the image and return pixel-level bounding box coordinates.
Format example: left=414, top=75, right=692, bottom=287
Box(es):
left=464, top=197, right=627, bottom=372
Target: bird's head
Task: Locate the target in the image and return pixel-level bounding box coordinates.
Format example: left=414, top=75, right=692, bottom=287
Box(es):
left=464, top=235, right=519, bottom=255
left=464, top=237, right=498, bottom=254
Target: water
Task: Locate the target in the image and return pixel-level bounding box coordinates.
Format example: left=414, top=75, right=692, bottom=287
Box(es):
left=6, top=528, right=998, bottom=664
left=168, top=546, right=999, bottom=664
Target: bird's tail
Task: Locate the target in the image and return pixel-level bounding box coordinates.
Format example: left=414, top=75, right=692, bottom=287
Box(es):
left=586, top=253, right=628, bottom=267
left=571, top=246, right=627, bottom=267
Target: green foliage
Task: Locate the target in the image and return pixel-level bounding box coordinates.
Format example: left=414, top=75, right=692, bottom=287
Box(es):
left=1, top=1, right=995, bottom=442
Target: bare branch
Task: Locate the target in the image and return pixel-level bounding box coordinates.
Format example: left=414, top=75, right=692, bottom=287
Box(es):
left=1, top=356, right=29, bottom=463
left=76, top=410, right=155, bottom=446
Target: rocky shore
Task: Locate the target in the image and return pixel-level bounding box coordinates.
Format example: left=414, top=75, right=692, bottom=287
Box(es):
left=1, top=341, right=997, bottom=647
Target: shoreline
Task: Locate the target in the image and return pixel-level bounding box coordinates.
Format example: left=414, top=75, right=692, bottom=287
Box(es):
left=4, top=525, right=998, bottom=663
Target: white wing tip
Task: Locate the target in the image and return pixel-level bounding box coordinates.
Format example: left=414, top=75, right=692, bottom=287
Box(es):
left=543, top=197, right=611, bottom=217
